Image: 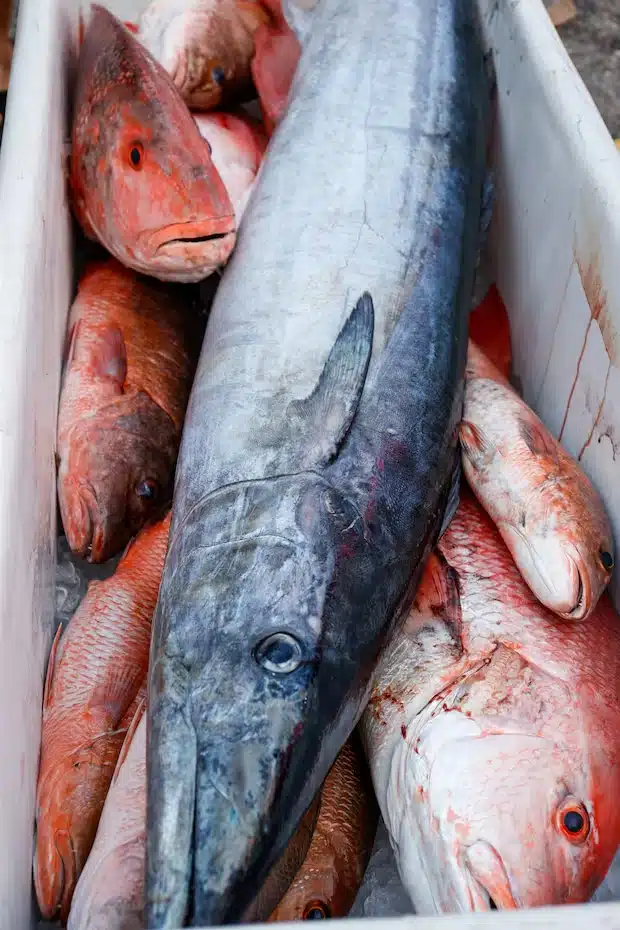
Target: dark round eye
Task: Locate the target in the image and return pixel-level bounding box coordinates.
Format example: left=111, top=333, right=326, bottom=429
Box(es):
left=557, top=798, right=590, bottom=844
left=303, top=902, right=330, bottom=920
left=255, top=632, right=303, bottom=674
left=211, top=66, right=225, bottom=86
left=600, top=549, right=614, bottom=572
left=135, top=478, right=159, bottom=501
left=129, top=142, right=143, bottom=169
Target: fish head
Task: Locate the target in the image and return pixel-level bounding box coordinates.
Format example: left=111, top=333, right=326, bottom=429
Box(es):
left=499, top=472, right=614, bottom=621
left=58, top=392, right=177, bottom=561
left=388, top=646, right=620, bottom=912
left=147, top=476, right=358, bottom=926
left=71, top=5, right=236, bottom=283
left=34, top=722, right=127, bottom=921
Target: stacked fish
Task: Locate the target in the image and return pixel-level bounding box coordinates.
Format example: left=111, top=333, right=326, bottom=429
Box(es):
left=32, top=0, right=620, bottom=927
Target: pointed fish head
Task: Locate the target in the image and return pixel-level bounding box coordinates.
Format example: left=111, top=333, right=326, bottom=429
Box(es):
left=58, top=393, right=177, bottom=561
left=147, top=476, right=364, bottom=927
left=34, top=723, right=127, bottom=921
left=71, top=5, right=236, bottom=283
left=389, top=647, right=620, bottom=913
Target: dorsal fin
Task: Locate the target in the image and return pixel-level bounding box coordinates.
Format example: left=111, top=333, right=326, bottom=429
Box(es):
left=286, top=292, right=374, bottom=469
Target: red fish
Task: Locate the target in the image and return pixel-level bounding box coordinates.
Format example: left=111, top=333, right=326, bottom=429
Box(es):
left=250, top=0, right=301, bottom=135
left=362, top=488, right=620, bottom=912
left=268, top=736, right=377, bottom=921
left=468, top=283, right=512, bottom=380
left=194, top=110, right=267, bottom=222
left=33, top=513, right=170, bottom=922
left=462, top=341, right=614, bottom=620
left=57, top=258, right=202, bottom=562
left=71, top=4, right=236, bottom=283
left=137, top=0, right=272, bottom=111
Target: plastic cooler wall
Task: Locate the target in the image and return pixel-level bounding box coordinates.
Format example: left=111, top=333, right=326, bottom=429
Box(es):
left=0, top=0, right=620, bottom=927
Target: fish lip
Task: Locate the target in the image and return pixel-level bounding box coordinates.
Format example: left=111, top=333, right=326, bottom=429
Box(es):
left=148, top=218, right=236, bottom=255
left=464, top=841, right=517, bottom=911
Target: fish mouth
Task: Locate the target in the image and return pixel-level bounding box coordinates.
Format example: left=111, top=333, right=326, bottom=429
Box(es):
left=146, top=657, right=312, bottom=927
left=148, top=218, right=236, bottom=255
left=464, top=841, right=517, bottom=911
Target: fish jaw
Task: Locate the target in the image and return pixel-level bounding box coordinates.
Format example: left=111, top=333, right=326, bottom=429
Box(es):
left=146, top=648, right=318, bottom=926
left=499, top=524, right=592, bottom=620
left=138, top=218, right=236, bottom=283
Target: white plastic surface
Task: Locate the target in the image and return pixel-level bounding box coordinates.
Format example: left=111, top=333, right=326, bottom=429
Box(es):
left=2, top=0, right=620, bottom=927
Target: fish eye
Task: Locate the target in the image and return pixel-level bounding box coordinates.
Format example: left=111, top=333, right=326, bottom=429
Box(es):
left=600, top=549, right=614, bottom=572
left=557, top=797, right=590, bottom=844
left=128, top=142, right=144, bottom=169
left=254, top=632, right=303, bottom=674
left=135, top=478, right=159, bottom=501
left=211, top=66, right=225, bottom=86
left=303, top=901, right=330, bottom=919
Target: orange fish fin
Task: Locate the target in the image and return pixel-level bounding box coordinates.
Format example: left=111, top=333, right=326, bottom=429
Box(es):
left=89, top=666, right=144, bottom=729
left=460, top=420, right=495, bottom=470
left=92, top=326, right=127, bottom=391
left=63, top=318, right=81, bottom=369
left=518, top=417, right=560, bottom=463
left=415, top=552, right=460, bottom=621
left=112, top=696, right=146, bottom=786
left=43, top=624, right=63, bottom=711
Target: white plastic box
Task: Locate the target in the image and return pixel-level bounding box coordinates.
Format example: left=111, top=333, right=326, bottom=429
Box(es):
left=2, top=0, right=620, bottom=927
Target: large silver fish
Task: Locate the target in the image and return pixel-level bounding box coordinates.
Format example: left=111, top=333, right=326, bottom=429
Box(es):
left=146, top=0, right=490, bottom=925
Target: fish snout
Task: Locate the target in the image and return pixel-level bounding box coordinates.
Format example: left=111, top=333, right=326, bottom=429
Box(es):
left=464, top=841, right=517, bottom=910
left=58, top=480, right=94, bottom=560
left=500, top=526, right=590, bottom=620
left=34, top=827, right=77, bottom=921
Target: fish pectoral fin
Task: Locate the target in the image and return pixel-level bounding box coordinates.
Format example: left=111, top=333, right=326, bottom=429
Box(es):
left=88, top=663, right=143, bottom=728
left=518, top=418, right=560, bottom=463
left=43, top=624, right=63, bottom=711
left=459, top=419, right=495, bottom=470
left=91, top=326, right=127, bottom=391
left=288, top=292, right=375, bottom=468
left=111, top=696, right=146, bottom=786
left=414, top=549, right=462, bottom=634
left=438, top=456, right=461, bottom=539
